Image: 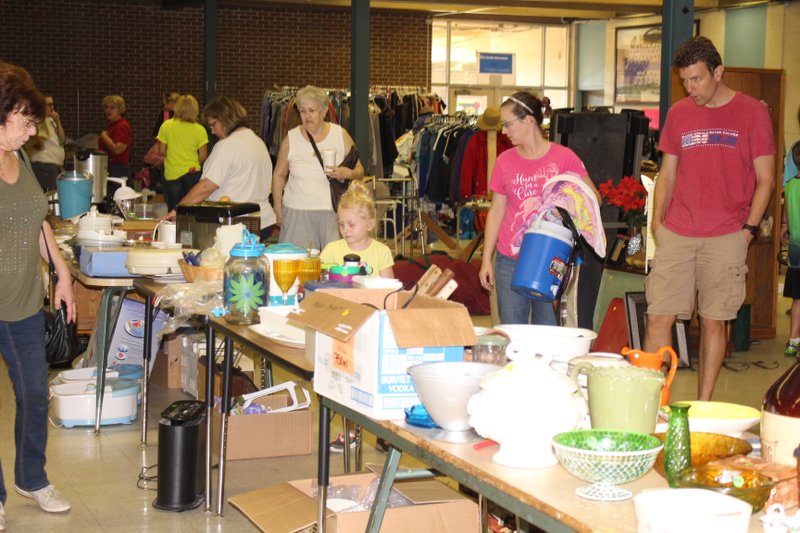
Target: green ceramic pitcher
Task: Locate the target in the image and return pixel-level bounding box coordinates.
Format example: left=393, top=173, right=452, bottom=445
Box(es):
left=569, top=363, right=665, bottom=434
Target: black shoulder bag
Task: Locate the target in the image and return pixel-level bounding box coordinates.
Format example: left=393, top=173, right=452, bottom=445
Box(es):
left=42, top=228, right=81, bottom=366
left=308, top=133, right=359, bottom=212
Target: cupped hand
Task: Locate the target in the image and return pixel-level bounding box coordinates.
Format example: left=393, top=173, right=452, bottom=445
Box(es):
left=55, top=277, right=77, bottom=324
left=324, top=166, right=350, bottom=180
left=479, top=261, right=494, bottom=291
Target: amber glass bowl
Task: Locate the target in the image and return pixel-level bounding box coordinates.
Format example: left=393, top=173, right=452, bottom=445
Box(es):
left=652, top=432, right=752, bottom=478
left=675, top=464, right=774, bottom=512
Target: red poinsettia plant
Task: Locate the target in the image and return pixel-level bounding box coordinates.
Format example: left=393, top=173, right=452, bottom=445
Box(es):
left=598, top=176, right=648, bottom=229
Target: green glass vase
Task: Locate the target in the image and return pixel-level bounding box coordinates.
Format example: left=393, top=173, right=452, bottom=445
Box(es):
left=664, top=402, right=692, bottom=487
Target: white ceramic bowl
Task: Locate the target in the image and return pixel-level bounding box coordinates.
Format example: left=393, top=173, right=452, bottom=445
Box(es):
left=659, top=401, right=760, bottom=438
left=634, top=488, right=752, bottom=533
left=496, top=324, right=596, bottom=361
left=407, top=361, right=498, bottom=431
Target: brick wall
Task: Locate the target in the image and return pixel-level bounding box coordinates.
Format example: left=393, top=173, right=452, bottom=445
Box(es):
left=0, top=0, right=430, bottom=167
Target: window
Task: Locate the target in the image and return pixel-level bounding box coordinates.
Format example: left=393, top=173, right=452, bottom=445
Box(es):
left=431, top=20, right=569, bottom=108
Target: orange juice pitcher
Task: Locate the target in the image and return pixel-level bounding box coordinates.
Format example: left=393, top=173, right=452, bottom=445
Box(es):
left=620, top=346, right=678, bottom=406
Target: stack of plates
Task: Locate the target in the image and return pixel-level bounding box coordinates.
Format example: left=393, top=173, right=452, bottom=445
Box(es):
left=76, top=230, right=125, bottom=248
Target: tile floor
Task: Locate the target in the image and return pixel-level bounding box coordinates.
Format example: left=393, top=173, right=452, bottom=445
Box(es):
left=0, top=292, right=796, bottom=531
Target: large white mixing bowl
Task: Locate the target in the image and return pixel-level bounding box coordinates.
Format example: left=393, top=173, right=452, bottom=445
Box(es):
left=407, top=362, right=499, bottom=431
left=496, top=324, right=596, bottom=361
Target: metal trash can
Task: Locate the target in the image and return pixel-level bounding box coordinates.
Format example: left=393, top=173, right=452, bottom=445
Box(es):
left=153, top=400, right=206, bottom=511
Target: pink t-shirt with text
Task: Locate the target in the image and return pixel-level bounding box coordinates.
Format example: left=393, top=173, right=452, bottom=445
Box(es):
left=489, top=143, right=587, bottom=258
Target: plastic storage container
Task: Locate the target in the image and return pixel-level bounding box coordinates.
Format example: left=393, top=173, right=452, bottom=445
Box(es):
left=56, top=170, right=93, bottom=219
left=49, top=379, right=140, bottom=428
left=224, top=230, right=268, bottom=324
left=473, top=334, right=509, bottom=365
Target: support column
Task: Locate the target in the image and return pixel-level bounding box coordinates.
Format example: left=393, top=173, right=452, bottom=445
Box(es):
left=351, top=0, right=370, bottom=169
left=659, top=0, right=695, bottom=127
left=204, top=0, right=217, bottom=104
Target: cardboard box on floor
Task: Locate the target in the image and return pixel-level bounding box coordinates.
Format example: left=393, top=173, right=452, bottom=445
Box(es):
left=196, top=356, right=256, bottom=401
left=150, top=332, right=182, bottom=389
left=228, top=472, right=480, bottom=533
left=72, top=279, right=103, bottom=332
left=211, top=393, right=312, bottom=460
left=289, top=289, right=477, bottom=420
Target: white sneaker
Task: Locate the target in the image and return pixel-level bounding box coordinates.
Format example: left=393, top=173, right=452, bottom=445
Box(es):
left=15, top=484, right=70, bottom=513
left=0, top=501, right=6, bottom=531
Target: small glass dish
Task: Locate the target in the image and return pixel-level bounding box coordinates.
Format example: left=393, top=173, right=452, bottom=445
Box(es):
left=675, top=464, right=775, bottom=512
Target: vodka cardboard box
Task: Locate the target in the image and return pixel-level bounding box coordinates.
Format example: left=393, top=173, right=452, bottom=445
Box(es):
left=289, top=289, right=477, bottom=420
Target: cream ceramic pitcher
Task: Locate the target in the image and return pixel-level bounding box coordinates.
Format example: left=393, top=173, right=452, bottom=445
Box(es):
left=569, top=363, right=664, bottom=434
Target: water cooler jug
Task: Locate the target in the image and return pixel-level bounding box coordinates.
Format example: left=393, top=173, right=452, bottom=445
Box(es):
left=153, top=400, right=206, bottom=511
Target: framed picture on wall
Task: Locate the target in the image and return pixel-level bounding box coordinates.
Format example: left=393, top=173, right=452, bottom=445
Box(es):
left=624, top=291, right=691, bottom=368
left=614, top=22, right=699, bottom=104
left=615, top=25, right=663, bottom=104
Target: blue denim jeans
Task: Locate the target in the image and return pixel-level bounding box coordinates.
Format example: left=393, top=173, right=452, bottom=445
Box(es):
left=0, top=310, right=50, bottom=504
left=495, top=252, right=557, bottom=325
left=163, top=170, right=202, bottom=212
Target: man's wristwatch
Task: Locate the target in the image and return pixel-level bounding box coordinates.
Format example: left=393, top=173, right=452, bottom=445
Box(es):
left=743, top=223, right=759, bottom=238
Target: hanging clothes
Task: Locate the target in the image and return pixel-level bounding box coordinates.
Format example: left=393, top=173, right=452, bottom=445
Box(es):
left=458, top=130, right=513, bottom=199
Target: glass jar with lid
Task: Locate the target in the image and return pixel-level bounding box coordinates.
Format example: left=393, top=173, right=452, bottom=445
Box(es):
left=224, top=230, right=268, bottom=324
left=473, top=333, right=510, bottom=366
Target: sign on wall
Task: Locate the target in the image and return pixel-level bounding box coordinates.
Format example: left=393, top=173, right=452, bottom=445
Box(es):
left=478, top=52, right=514, bottom=75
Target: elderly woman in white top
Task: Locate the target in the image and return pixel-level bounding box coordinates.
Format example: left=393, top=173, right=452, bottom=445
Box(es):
left=271, top=85, right=364, bottom=250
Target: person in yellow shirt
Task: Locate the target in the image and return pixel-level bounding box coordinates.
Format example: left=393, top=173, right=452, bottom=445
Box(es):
left=156, top=94, right=209, bottom=211
left=320, top=180, right=394, bottom=277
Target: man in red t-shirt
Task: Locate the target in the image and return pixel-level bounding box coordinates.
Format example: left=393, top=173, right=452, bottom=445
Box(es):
left=644, top=36, right=775, bottom=400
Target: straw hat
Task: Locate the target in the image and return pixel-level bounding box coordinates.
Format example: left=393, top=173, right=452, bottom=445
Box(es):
left=478, top=106, right=502, bottom=131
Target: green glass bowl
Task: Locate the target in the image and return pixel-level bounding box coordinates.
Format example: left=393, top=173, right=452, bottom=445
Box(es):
left=675, top=464, right=775, bottom=512
left=552, top=429, right=663, bottom=485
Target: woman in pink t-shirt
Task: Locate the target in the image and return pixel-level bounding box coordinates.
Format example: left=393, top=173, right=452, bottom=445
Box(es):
left=479, top=91, right=597, bottom=325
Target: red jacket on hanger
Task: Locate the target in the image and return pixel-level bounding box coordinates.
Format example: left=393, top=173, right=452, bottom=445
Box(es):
left=459, top=130, right=513, bottom=198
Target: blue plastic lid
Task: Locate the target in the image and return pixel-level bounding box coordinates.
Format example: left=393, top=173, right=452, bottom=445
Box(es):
left=264, top=243, right=307, bottom=255
left=230, top=229, right=265, bottom=258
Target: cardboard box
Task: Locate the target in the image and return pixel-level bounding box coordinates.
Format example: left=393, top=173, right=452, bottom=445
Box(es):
left=213, top=393, right=312, bottom=460
left=197, top=355, right=257, bottom=402
left=290, top=289, right=477, bottom=420
left=150, top=333, right=182, bottom=389
left=72, top=279, right=103, bottom=332
left=229, top=472, right=480, bottom=533
left=151, top=331, right=202, bottom=389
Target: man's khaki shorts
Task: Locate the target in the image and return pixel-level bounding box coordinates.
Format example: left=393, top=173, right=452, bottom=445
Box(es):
left=645, top=226, right=748, bottom=321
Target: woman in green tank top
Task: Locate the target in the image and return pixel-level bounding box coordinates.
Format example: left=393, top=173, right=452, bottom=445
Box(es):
left=0, top=61, right=75, bottom=525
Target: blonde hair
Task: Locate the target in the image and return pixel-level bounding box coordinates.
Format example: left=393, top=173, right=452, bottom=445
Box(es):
left=337, top=180, right=375, bottom=221
left=102, top=94, right=125, bottom=114
left=174, top=94, right=199, bottom=122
